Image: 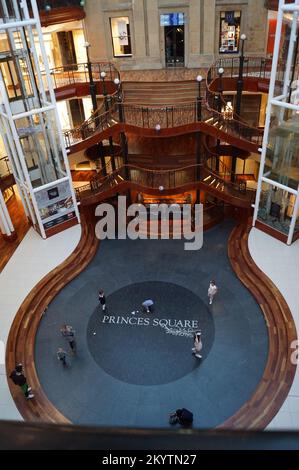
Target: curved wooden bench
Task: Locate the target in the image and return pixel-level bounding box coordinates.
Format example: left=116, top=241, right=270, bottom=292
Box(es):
left=6, top=207, right=99, bottom=422
left=218, top=222, right=297, bottom=429
left=6, top=218, right=297, bottom=428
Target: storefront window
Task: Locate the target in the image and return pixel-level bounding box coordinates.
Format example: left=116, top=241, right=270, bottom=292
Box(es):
left=257, top=183, right=295, bottom=235
left=219, top=11, right=241, bottom=54
left=110, top=17, right=132, bottom=57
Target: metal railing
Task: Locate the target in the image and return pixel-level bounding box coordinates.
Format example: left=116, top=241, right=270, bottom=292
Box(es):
left=52, top=58, right=266, bottom=150
left=207, top=56, right=280, bottom=84
left=63, top=100, right=119, bottom=147
left=205, top=56, right=283, bottom=117
left=74, top=163, right=255, bottom=205
left=64, top=99, right=263, bottom=149
left=47, top=62, right=120, bottom=91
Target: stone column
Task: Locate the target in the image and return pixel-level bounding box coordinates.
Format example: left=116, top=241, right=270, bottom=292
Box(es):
left=188, top=0, right=202, bottom=68
left=246, top=0, right=268, bottom=55
left=132, top=0, right=147, bottom=60
left=0, top=189, right=16, bottom=240
left=146, top=0, right=161, bottom=67
left=84, top=0, right=109, bottom=60
left=201, top=0, right=216, bottom=66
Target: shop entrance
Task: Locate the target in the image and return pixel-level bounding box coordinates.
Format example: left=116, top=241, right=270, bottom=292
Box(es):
left=57, top=31, right=77, bottom=71
left=161, top=13, right=185, bottom=67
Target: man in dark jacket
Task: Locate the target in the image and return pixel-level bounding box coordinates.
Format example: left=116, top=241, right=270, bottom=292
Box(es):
left=176, top=408, right=193, bottom=426
left=169, top=408, right=193, bottom=426
left=9, top=364, right=34, bottom=399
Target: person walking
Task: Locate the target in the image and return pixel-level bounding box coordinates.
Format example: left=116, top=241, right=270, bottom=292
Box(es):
left=60, top=324, right=76, bottom=355
left=9, top=364, right=34, bottom=400
left=99, top=290, right=106, bottom=312
left=208, top=280, right=218, bottom=305
left=57, top=348, right=68, bottom=366
left=192, top=331, right=202, bottom=359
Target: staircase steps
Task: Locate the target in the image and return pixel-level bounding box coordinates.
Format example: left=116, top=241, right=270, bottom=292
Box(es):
left=123, top=81, right=201, bottom=106
left=203, top=174, right=225, bottom=192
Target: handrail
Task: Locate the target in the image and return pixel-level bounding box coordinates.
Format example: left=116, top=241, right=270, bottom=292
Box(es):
left=205, top=57, right=266, bottom=139
left=63, top=101, right=119, bottom=147
left=203, top=159, right=254, bottom=197
left=91, top=157, right=114, bottom=180
left=53, top=58, right=267, bottom=150
left=207, top=56, right=284, bottom=82
left=202, top=136, right=238, bottom=181
left=205, top=55, right=280, bottom=126
left=63, top=99, right=264, bottom=149
left=46, top=61, right=121, bottom=90
left=74, top=163, right=256, bottom=205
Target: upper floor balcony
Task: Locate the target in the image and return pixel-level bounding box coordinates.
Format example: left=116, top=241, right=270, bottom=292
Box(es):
left=0, top=0, right=85, bottom=27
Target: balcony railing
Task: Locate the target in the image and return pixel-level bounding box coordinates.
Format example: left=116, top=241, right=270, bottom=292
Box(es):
left=47, top=62, right=120, bottom=91
left=75, top=163, right=256, bottom=206
left=63, top=99, right=263, bottom=149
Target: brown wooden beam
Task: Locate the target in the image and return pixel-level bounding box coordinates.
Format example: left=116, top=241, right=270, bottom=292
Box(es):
left=39, top=7, right=85, bottom=27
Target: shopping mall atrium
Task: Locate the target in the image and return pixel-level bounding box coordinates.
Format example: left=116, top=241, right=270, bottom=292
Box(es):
left=0, top=0, right=299, bottom=449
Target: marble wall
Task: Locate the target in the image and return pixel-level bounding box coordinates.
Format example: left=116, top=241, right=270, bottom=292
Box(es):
left=83, top=0, right=268, bottom=71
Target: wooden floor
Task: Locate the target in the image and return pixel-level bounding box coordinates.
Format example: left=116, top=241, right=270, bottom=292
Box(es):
left=0, top=194, right=30, bottom=273
left=5, top=216, right=297, bottom=428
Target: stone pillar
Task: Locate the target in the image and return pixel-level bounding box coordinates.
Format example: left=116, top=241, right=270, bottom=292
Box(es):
left=84, top=0, right=109, bottom=61
left=201, top=0, right=216, bottom=66
left=0, top=189, right=16, bottom=240
left=188, top=0, right=202, bottom=68
left=132, top=0, right=147, bottom=60
left=146, top=0, right=161, bottom=66
left=246, top=0, right=268, bottom=55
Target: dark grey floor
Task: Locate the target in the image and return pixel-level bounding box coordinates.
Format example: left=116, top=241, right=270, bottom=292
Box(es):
left=35, top=220, right=268, bottom=429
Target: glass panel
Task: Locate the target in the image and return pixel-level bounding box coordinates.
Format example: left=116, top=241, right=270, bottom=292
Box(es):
left=257, top=182, right=295, bottom=235
left=274, top=13, right=299, bottom=97
left=264, top=105, right=299, bottom=190
left=293, top=218, right=299, bottom=239
left=160, top=13, right=185, bottom=26
left=15, top=110, right=65, bottom=187
left=0, top=0, right=25, bottom=22
left=110, top=17, right=132, bottom=57
left=0, top=155, right=12, bottom=177
left=219, top=11, right=241, bottom=54
left=0, top=26, right=49, bottom=109
left=164, top=24, right=185, bottom=68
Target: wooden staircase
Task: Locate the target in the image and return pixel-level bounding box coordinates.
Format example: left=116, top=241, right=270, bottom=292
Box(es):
left=202, top=173, right=225, bottom=192
left=123, top=81, right=200, bottom=106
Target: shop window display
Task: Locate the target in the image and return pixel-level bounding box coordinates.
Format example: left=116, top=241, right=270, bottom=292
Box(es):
left=257, top=184, right=295, bottom=235
left=219, top=11, right=241, bottom=54
left=110, top=17, right=132, bottom=57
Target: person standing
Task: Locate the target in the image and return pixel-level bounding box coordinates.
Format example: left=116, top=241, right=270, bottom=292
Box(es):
left=57, top=348, right=67, bottom=366
left=208, top=280, right=218, bottom=305
left=169, top=408, right=193, bottom=427
left=142, top=299, right=154, bottom=313
left=192, top=331, right=202, bottom=359
left=9, top=364, right=34, bottom=399
left=60, top=324, right=76, bottom=355
left=99, top=290, right=106, bottom=312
